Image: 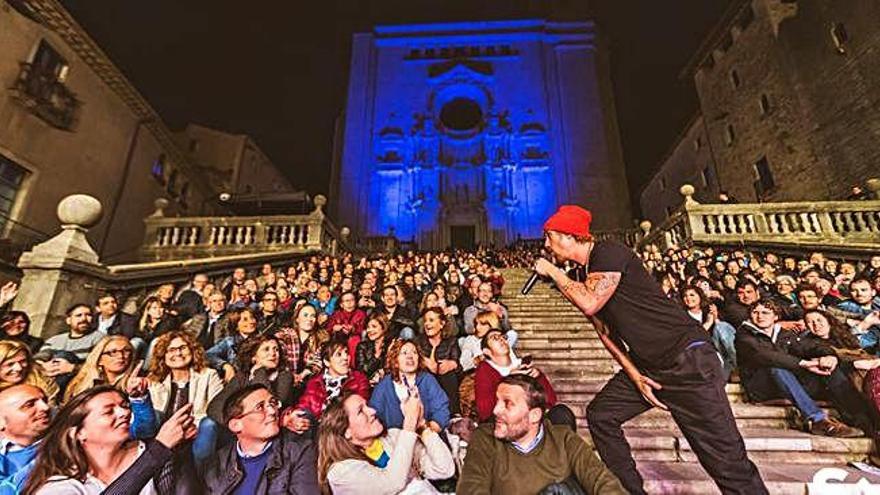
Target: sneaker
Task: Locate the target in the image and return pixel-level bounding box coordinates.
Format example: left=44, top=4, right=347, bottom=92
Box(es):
left=810, top=418, right=864, bottom=438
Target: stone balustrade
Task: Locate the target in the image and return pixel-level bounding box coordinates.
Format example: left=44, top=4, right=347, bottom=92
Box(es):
left=141, top=195, right=354, bottom=261
left=638, top=182, right=880, bottom=255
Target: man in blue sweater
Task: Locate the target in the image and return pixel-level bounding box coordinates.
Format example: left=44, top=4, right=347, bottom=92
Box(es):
left=0, top=384, right=50, bottom=495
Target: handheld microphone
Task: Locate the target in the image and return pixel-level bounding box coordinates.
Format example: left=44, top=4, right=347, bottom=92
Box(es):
left=521, top=272, right=541, bottom=295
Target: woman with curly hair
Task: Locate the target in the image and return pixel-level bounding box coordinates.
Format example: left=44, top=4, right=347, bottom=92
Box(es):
left=147, top=331, right=223, bottom=466
left=317, top=390, right=454, bottom=495
left=0, top=339, right=58, bottom=405
left=206, top=333, right=294, bottom=424
left=368, top=339, right=450, bottom=433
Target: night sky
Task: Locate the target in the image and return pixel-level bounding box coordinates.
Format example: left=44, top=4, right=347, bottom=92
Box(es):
left=61, top=0, right=731, bottom=215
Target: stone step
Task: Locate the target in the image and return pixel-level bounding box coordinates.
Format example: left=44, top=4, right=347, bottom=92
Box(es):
left=638, top=460, right=880, bottom=494
left=521, top=348, right=614, bottom=360
left=517, top=329, right=598, bottom=339
left=569, top=403, right=802, bottom=431
left=516, top=339, right=607, bottom=350
left=613, top=428, right=874, bottom=465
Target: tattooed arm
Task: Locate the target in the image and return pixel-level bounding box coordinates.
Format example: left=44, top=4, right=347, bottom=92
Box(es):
left=534, top=258, right=668, bottom=409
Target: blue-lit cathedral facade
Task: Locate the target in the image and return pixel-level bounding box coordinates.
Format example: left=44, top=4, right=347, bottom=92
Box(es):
left=331, top=20, right=631, bottom=249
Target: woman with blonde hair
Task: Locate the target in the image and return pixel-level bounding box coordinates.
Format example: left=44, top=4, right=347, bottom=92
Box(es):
left=0, top=339, right=58, bottom=404
left=63, top=335, right=138, bottom=403
left=317, top=390, right=454, bottom=495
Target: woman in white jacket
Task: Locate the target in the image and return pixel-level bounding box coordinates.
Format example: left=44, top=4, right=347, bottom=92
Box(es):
left=317, top=389, right=454, bottom=494
left=147, top=331, right=223, bottom=465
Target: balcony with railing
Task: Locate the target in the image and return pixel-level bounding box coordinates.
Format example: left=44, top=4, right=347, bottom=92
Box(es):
left=140, top=195, right=356, bottom=261
left=9, top=62, right=80, bottom=130
left=637, top=181, right=880, bottom=256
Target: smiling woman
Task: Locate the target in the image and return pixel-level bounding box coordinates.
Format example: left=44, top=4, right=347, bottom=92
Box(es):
left=0, top=340, right=58, bottom=405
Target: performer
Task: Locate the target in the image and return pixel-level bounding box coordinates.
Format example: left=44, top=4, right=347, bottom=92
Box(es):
left=534, top=205, right=767, bottom=495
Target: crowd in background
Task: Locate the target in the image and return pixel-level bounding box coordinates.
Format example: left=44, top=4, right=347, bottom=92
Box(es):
left=0, top=249, right=617, bottom=495
left=1, top=239, right=879, bottom=494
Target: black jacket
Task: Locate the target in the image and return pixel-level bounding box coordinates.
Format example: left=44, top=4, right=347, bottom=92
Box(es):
left=96, top=312, right=139, bottom=339
left=735, top=322, right=835, bottom=401
left=203, top=430, right=319, bottom=495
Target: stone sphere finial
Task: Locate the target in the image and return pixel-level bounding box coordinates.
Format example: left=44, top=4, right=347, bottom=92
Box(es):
left=680, top=184, right=698, bottom=205
left=148, top=198, right=170, bottom=218
left=639, top=220, right=652, bottom=234
left=865, top=178, right=880, bottom=197
left=340, top=226, right=350, bottom=237
left=314, top=195, right=327, bottom=207
left=57, top=194, right=102, bottom=228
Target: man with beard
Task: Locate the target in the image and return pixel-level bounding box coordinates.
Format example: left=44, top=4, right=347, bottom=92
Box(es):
left=0, top=385, right=51, bottom=494
left=458, top=375, right=624, bottom=494
left=35, top=304, right=105, bottom=389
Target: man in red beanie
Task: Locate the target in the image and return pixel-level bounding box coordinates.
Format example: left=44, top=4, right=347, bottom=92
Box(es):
left=534, top=204, right=767, bottom=495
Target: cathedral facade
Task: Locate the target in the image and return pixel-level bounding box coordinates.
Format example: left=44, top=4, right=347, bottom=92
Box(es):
left=331, top=19, right=631, bottom=249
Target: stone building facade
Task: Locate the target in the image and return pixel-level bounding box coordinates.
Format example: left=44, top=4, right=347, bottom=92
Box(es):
left=0, top=0, right=293, bottom=264
left=639, top=114, right=720, bottom=226
left=331, top=19, right=631, bottom=249
left=175, top=124, right=301, bottom=213
left=666, top=0, right=880, bottom=208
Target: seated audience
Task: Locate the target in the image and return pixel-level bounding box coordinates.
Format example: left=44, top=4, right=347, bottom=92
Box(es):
left=680, top=285, right=737, bottom=379
left=318, top=390, right=455, bottom=494
left=275, top=304, right=328, bottom=385
left=21, top=385, right=198, bottom=495
left=203, top=384, right=319, bottom=494
left=0, top=341, right=58, bottom=405
left=283, top=339, right=370, bottom=435
left=207, top=307, right=260, bottom=382
left=35, top=304, right=104, bottom=390
left=721, top=280, right=760, bottom=328
left=94, top=294, right=138, bottom=342
left=475, top=329, right=563, bottom=425
left=0, top=384, right=51, bottom=494
left=735, top=299, right=872, bottom=437
left=326, top=291, right=367, bottom=362
left=370, top=339, right=450, bottom=432
left=148, top=331, right=223, bottom=465
left=355, top=314, right=391, bottom=385
left=414, top=307, right=461, bottom=416
left=378, top=286, right=416, bottom=340
left=458, top=375, right=625, bottom=494
left=63, top=335, right=138, bottom=403
left=208, top=334, right=295, bottom=424
left=0, top=312, right=41, bottom=355
left=463, top=281, right=513, bottom=335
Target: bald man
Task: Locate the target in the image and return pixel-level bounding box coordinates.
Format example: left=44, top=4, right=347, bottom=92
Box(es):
left=0, top=384, right=51, bottom=494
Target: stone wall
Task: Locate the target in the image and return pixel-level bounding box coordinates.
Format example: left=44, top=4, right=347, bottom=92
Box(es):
left=686, top=0, right=880, bottom=204
left=0, top=2, right=214, bottom=264
left=639, top=114, right=719, bottom=225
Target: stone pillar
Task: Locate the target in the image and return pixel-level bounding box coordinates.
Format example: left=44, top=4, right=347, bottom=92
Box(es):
left=14, top=195, right=110, bottom=338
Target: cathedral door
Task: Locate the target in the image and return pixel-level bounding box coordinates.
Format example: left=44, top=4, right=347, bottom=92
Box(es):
left=450, top=225, right=476, bottom=250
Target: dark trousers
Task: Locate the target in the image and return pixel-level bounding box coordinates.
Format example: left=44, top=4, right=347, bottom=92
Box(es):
left=586, top=344, right=767, bottom=495
left=437, top=372, right=461, bottom=416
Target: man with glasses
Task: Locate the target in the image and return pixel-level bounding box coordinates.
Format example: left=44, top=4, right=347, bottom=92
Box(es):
left=736, top=298, right=870, bottom=438
left=204, top=384, right=318, bottom=494
left=257, top=292, right=286, bottom=336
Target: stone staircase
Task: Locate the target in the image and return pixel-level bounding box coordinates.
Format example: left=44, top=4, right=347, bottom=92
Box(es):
left=501, top=269, right=879, bottom=493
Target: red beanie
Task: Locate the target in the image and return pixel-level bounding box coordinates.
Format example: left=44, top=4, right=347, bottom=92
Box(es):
left=543, top=205, right=592, bottom=237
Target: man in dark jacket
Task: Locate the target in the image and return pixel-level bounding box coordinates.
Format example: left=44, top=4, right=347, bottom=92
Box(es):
left=94, top=294, right=138, bottom=339
left=204, top=384, right=319, bottom=494
left=735, top=298, right=870, bottom=437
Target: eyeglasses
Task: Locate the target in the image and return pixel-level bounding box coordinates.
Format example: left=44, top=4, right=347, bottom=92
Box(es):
left=235, top=398, right=281, bottom=419
left=166, top=344, right=191, bottom=355
left=102, top=348, right=133, bottom=358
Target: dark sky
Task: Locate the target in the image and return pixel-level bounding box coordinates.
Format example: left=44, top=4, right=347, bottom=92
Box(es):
left=62, top=0, right=731, bottom=215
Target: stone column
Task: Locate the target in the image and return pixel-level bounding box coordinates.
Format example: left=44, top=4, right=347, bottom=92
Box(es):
left=14, top=195, right=110, bottom=338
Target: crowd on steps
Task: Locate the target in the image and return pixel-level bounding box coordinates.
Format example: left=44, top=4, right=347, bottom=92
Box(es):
left=0, top=242, right=877, bottom=494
